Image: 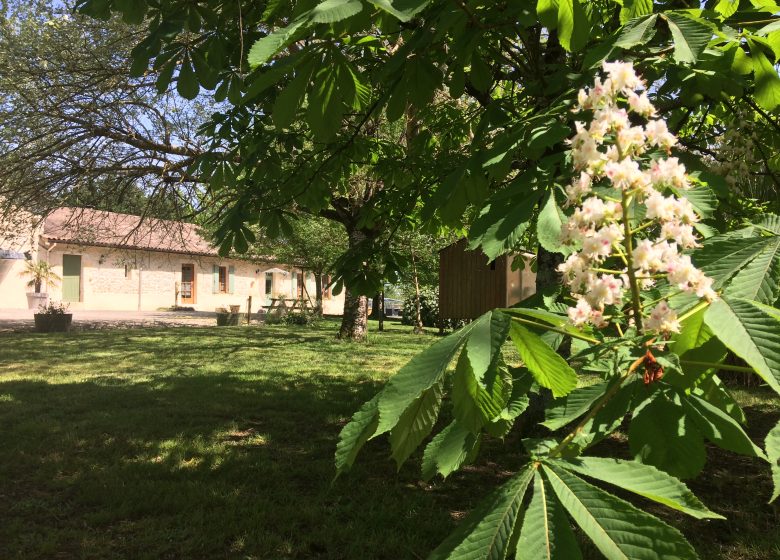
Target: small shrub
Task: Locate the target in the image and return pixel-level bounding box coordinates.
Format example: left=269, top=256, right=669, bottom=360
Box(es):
left=37, top=301, right=70, bottom=315
left=401, top=286, right=464, bottom=330
left=283, top=313, right=319, bottom=326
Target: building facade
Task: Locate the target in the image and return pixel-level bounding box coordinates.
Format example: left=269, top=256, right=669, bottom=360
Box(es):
left=0, top=207, right=343, bottom=314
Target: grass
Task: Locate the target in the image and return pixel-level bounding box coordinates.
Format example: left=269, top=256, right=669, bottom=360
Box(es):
left=0, top=319, right=778, bottom=559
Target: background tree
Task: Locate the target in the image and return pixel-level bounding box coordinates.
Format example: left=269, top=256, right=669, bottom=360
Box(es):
left=0, top=0, right=208, bottom=223
left=74, top=0, right=780, bottom=339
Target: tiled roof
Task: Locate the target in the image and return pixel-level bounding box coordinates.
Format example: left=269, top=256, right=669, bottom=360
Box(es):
left=43, top=207, right=218, bottom=256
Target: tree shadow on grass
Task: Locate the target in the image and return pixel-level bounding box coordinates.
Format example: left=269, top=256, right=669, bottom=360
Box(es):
left=1, top=326, right=778, bottom=560
left=0, top=371, right=506, bottom=560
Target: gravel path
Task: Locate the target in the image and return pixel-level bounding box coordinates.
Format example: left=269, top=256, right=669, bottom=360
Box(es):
left=0, top=308, right=249, bottom=333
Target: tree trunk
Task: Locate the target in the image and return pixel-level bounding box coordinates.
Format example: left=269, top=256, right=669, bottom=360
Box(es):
left=535, top=245, right=564, bottom=294
left=339, top=288, right=368, bottom=341
left=411, top=246, right=424, bottom=334
left=314, top=274, right=323, bottom=316
left=338, top=226, right=369, bottom=341
left=370, top=293, right=381, bottom=320
left=378, top=290, right=385, bottom=332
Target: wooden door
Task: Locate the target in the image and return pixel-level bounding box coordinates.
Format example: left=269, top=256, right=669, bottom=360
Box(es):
left=181, top=264, right=196, bottom=304
left=62, top=254, right=81, bottom=302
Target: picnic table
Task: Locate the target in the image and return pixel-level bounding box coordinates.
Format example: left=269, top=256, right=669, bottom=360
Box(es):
left=263, top=297, right=313, bottom=316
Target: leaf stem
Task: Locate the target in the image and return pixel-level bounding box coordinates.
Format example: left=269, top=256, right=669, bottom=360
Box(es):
left=677, top=299, right=711, bottom=323
left=680, top=360, right=756, bottom=373
left=510, top=316, right=599, bottom=344
left=630, top=221, right=654, bottom=235
left=547, top=358, right=640, bottom=459
left=621, top=187, right=644, bottom=330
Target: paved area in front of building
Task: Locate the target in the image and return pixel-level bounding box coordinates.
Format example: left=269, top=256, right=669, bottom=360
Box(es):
left=0, top=308, right=248, bottom=333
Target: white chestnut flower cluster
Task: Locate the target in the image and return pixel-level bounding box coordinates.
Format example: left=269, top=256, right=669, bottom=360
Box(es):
left=559, top=61, right=717, bottom=335
left=712, top=106, right=759, bottom=189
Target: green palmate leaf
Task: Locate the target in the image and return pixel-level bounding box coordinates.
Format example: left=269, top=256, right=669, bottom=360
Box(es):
left=725, top=236, right=780, bottom=304
left=766, top=419, right=780, bottom=503
left=665, top=12, right=712, bottom=64
left=307, top=63, right=348, bottom=140
left=543, top=465, right=699, bottom=560
left=468, top=177, right=542, bottom=260
left=368, top=0, right=431, bottom=22
left=751, top=42, right=780, bottom=111
left=465, top=310, right=510, bottom=381
left=389, top=382, right=444, bottom=468
left=570, top=378, right=638, bottom=452
left=714, top=0, right=739, bottom=18
left=629, top=390, right=706, bottom=479
left=671, top=307, right=728, bottom=387
left=376, top=319, right=479, bottom=434
left=452, top=352, right=511, bottom=432
left=692, top=373, right=746, bottom=424
left=502, top=308, right=592, bottom=341
left=248, top=0, right=363, bottom=68
left=758, top=213, right=780, bottom=234
left=177, top=56, right=200, bottom=99
left=705, top=297, right=780, bottom=395
left=310, top=0, right=363, bottom=23
left=272, top=63, right=312, bottom=129
left=694, top=236, right=778, bottom=293
left=428, top=466, right=535, bottom=560
left=516, top=472, right=582, bottom=560
left=682, top=393, right=766, bottom=459
left=542, top=381, right=609, bottom=431
left=537, top=192, right=570, bottom=255
left=334, top=395, right=379, bottom=476
left=554, top=457, right=723, bottom=519
left=615, top=14, right=658, bottom=49
left=508, top=321, right=577, bottom=398
left=672, top=185, right=716, bottom=220
left=422, top=420, right=479, bottom=481
left=537, top=0, right=560, bottom=30
left=247, top=17, right=308, bottom=67
left=620, top=0, right=653, bottom=24
left=557, top=0, right=589, bottom=52
left=469, top=55, right=493, bottom=93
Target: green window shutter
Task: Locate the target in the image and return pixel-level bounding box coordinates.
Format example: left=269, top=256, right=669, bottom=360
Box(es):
left=228, top=266, right=235, bottom=294
left=212, top=265, right=219, bottom=293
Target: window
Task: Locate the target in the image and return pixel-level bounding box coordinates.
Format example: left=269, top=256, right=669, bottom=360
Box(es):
left=124, top=265, right=130, bottom=278
left=296, top=272, right=304, bottom=298
left=322, top=275, right=331, bottom=300
left=265, top=272, right=273, bottom=295
left=218, top=266, right=228, bottom=293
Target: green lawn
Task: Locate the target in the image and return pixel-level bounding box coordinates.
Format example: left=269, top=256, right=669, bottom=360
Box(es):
left=0, top=320, right=778, bottom=559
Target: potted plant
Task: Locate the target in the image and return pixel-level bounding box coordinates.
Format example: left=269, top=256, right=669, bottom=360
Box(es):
left=215, top=306, right=242, bottom=326
left=19, top=260, right=61, bottom=310
left=34, top=301, right=72, bottom=333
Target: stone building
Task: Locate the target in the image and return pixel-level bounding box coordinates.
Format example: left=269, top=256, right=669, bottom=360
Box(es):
left=0, top=207, right=344, bottom=314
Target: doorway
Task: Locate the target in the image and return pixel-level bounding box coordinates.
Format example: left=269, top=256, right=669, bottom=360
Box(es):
left=62, top=254, right=81, bottom=302
left=181, top=264, right=196, bottom=304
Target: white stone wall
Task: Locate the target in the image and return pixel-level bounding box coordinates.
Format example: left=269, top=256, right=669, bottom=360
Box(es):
left=0, top=259, right=31, bottom=309
left=10, top=244, right=348, bottom=314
